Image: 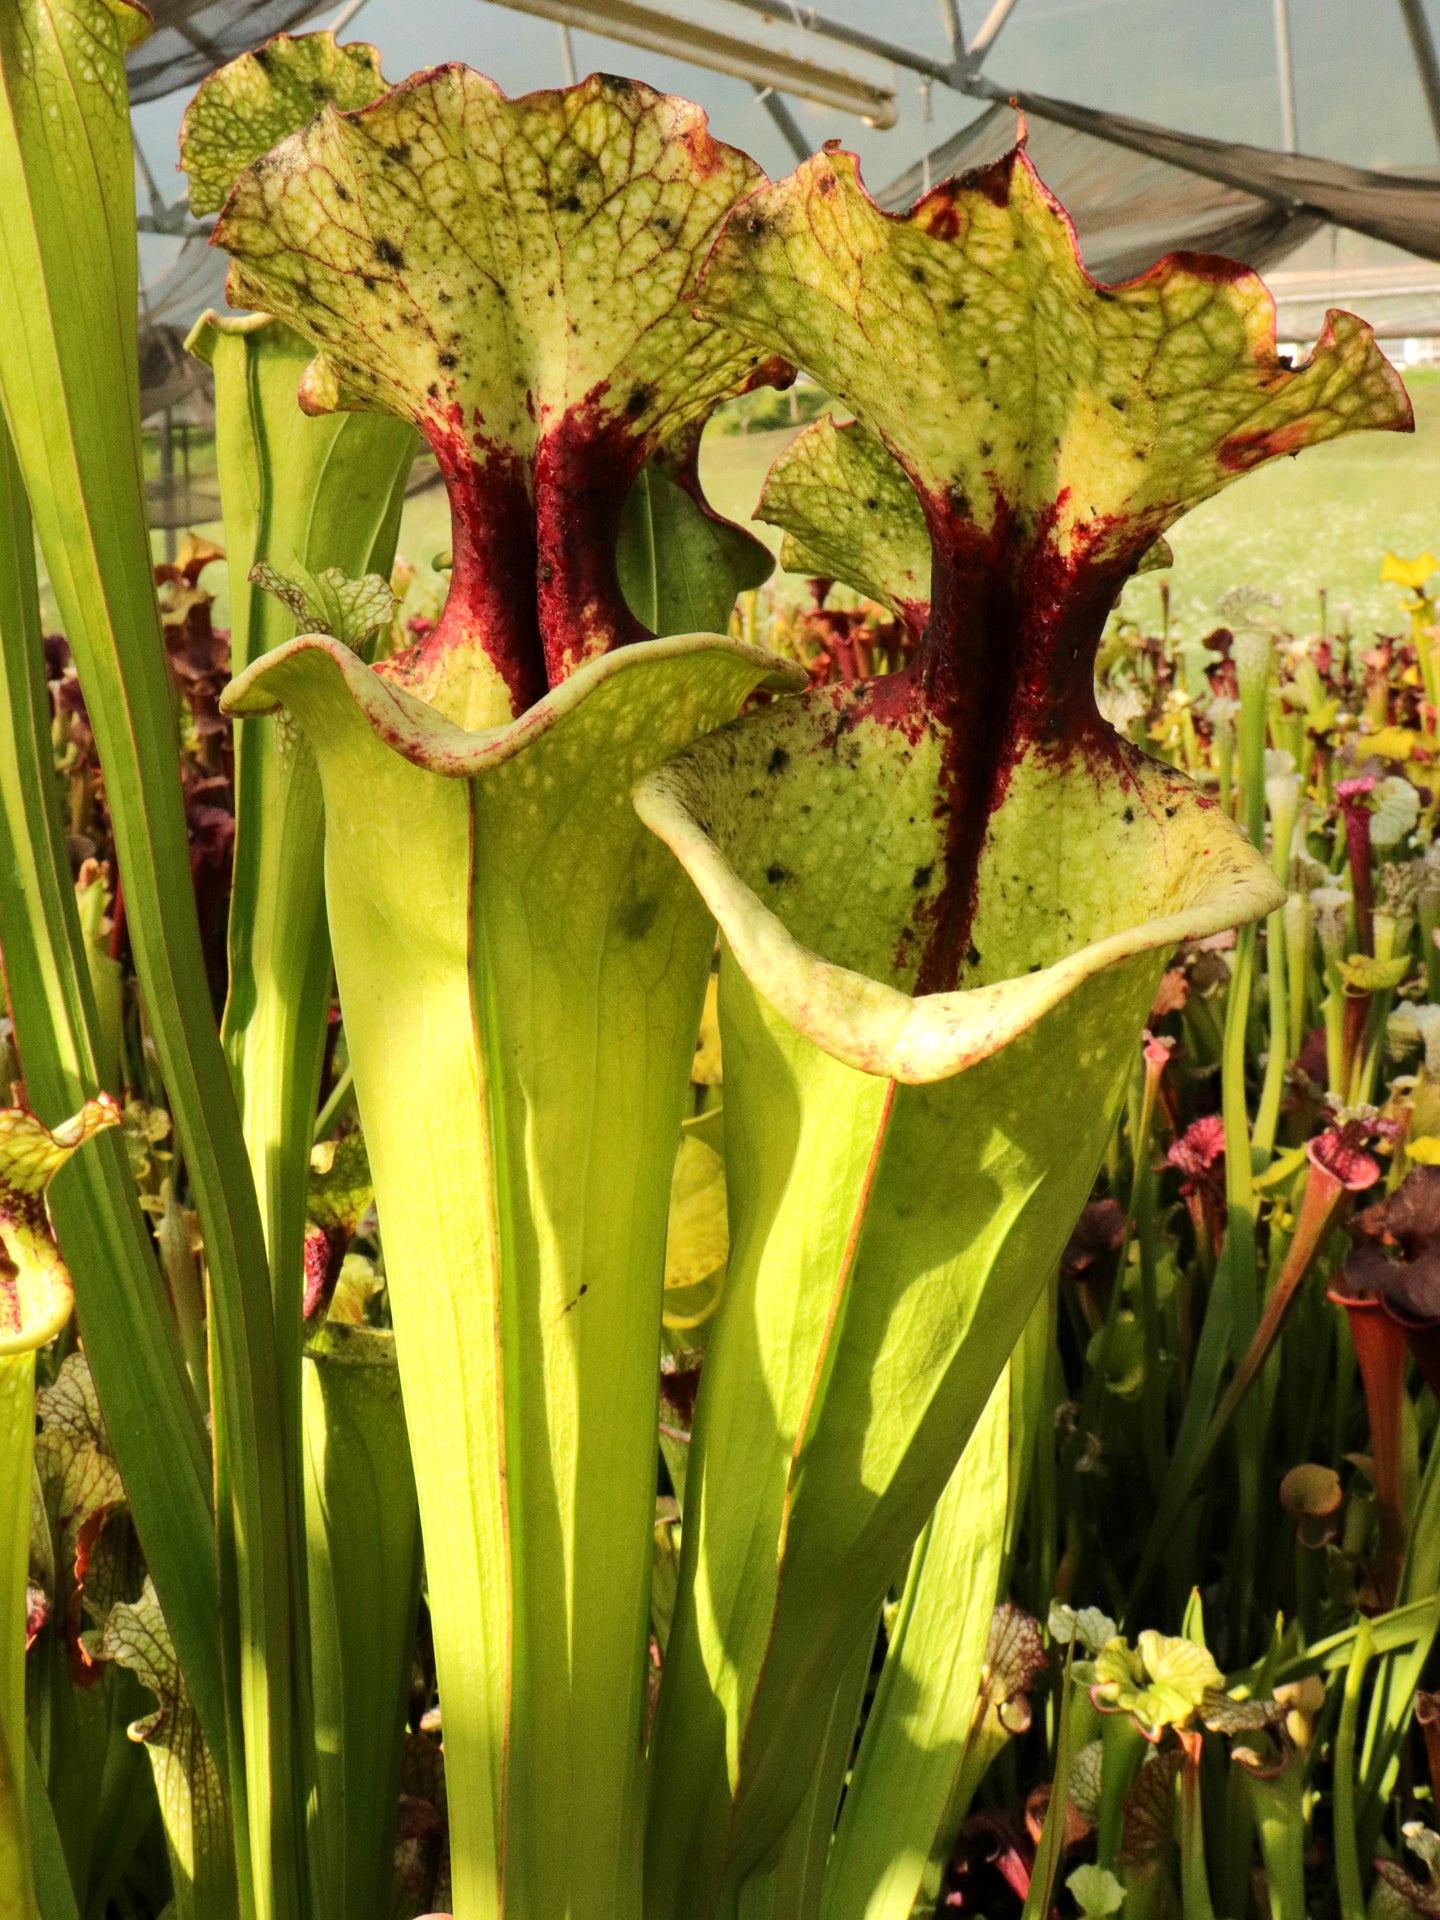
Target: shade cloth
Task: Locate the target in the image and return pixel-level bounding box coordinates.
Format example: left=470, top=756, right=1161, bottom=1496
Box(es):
left=880, top=104, right=1319, bottom=279
left=880, top=88, right=1440, bottom=338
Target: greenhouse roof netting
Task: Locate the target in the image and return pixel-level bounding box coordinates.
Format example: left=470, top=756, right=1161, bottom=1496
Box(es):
left=888, top=90, right=1440, bottom=266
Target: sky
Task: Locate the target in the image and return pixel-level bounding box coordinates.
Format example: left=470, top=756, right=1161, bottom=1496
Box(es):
left=131, top=0, right=1440, bottom=293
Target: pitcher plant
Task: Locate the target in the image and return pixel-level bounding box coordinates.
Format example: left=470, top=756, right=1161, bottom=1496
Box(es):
left=0, top=5, right=1423, bottom=1919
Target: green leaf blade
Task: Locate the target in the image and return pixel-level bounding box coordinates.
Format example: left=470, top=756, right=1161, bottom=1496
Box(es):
left=0, top=13, right=314, bottom=1914
left=0, top=416, right=222, bottom=1777
left=617, top=441, right=773, bottom=640
left=301, top=1327, right=421, bottom=1920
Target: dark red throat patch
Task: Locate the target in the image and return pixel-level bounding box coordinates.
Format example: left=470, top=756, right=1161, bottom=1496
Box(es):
left=386, top=408, right=548, bottom=715
left=905, top=492, right=1147, bottom=995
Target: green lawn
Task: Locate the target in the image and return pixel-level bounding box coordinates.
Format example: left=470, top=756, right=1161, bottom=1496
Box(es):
left=1115, top=365, right=1440, bottom=641
left=697, top=426, right=807, bottom=572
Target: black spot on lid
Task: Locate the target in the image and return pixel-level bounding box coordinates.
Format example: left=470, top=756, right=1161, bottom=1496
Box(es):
left=966, top=945, right=981, bottom=968
left=912, top=864, right=933, bottom=889
left=374, top=237, right=406, bottom=270
left=865, top=496, right=878, bottom=510
left=911, top=266, right=927, bottom=285
left=559, top=192, right=582, bottom=213
left=768, top=746, right=790, bottom=774
left=335, top=184, right=351, bottom=203
left=626, top=385, right=652, bottom=417
left=766, top=863, right=789, bottom=885
left=1123, top=806, right=1134, bottom=823
left=438, top=351, right=458, bottom=369
left=617, top=896, right=658, bottom=941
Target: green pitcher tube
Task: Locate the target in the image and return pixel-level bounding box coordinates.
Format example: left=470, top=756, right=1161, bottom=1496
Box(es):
left=301, top=1325, right=421, bottom=1920
left=188, top=309, right=415, bottom=1331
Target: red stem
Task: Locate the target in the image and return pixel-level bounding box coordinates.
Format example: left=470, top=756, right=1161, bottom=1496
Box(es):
left=1209, top=1162, right=1345, bottom=1446
left=1335, top=1296, right=1410, bottom=1608
left=1342, top=804, right=1375, bottom=955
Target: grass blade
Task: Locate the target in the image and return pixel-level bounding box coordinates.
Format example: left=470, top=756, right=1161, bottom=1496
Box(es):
left=0, top=415, right=222, bottom=1767
left=25, top=1747, right=79, bottom=1920
left=1020, top=1649, right=1075, bottom=1920
left=1333, top=1620, right=1373, bottom=1920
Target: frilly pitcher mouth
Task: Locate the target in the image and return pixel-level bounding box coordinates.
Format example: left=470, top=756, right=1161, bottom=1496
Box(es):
left=635, top=686, right=1284, bottom=1085
left=222, top=628, right=806, bottom=775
